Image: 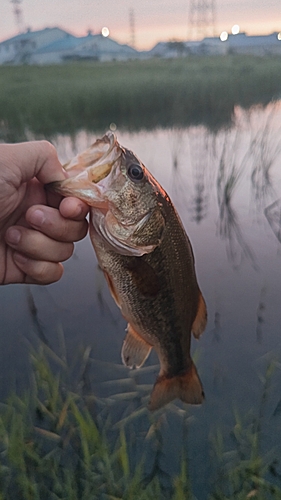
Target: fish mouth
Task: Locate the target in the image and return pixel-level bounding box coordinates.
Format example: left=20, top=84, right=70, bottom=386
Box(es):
left=46, top=132, right=122, bottom=206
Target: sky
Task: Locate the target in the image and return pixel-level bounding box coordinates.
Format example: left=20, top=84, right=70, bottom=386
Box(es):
left=0, top=0, right=280, bottom=50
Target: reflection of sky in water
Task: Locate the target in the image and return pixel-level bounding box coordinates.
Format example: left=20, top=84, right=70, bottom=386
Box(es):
left=1, top=102, right=281, bottom=497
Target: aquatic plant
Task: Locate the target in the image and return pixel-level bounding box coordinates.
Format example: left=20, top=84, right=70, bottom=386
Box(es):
left=0, top=342, right=195, bottom=500
left=1, top=341, right=281, bottom=498
left=210, top=360, right=281, bottom=499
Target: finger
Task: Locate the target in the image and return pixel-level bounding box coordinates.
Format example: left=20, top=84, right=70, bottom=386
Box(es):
left=13, top=252, right=64, bottom=285
left=59, top=197, right=89, bottom=221
left=5, top=226, right=74, bottom=262
left=25, top=205, right=88, bottom=243
left=2, top=140, right=66, bottom=185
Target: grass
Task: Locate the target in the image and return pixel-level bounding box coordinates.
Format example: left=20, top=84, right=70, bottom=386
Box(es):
left=0, top=55, right=281, bottom=141
left=0, top=343, right=195, bottom=500
left=1, top=340, right=281, bottom=499
left=210, top=360, right=281, bottom=499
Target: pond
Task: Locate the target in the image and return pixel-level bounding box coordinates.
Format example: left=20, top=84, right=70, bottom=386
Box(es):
left=1, top=101, right=281, bottom=497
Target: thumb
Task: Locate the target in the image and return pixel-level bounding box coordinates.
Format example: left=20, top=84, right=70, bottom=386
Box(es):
left=1, top=140, right=66, bottom=186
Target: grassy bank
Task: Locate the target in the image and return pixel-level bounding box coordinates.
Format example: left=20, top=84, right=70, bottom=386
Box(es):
left=0, top=55, right=281, bottom=141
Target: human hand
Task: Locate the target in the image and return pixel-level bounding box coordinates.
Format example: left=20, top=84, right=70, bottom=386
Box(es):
left=0, top=140, right=89, bottom=285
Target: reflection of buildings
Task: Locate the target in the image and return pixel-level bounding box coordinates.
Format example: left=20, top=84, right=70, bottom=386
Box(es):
left=188, top=130, right=210, bottom=224
left=0, top=27, right=280, bottom=64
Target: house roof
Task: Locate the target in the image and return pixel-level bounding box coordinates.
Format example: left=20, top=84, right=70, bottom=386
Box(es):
left=33, top=34, right=89, bottom=53
left=0, top=27, right=71, bottom=46
left=227, top=32, right=280, bottom=47
left=34, top=33, right=138, bottom=55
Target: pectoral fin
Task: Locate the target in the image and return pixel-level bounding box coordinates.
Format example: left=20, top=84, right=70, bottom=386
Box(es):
left=191, top=291, right=207, bottom=339
left=104, top=271, right=121, bottom=308
left=121, top=324, right=152, bottom=369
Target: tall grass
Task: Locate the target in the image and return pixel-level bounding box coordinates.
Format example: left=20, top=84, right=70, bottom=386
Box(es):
left=210, top=360, right=281, bottom=499
left=0, top=55, right=280, bottom=141
left=0, top=344, right=194, bottom=500
left=1, top=343, right=281, bottom=499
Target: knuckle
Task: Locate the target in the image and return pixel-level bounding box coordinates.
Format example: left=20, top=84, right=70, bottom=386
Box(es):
left=74, top=220, right=88, bottom=241
left=33, top=261, right=63, bottom=284
left=39, top=140, right=57, bottom=158
left=61, top=243, right=74, bottom=261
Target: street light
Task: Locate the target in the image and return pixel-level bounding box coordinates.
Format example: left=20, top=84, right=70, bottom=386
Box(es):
left=231, top=25, right=240, bottom=35
left=220, top=31, right=228, bottom=42
left=101, top=27, right=110, bottom=37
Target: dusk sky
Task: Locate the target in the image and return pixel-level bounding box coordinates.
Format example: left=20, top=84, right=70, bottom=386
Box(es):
left=0, top=0, right=280, bottom=50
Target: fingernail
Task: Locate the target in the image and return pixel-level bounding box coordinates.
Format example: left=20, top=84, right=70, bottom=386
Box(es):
left=6, top=228, right=21, bottom=245
left=29, top=209, right=45, bottom=227
left=14, top=252, right=28, bottom=264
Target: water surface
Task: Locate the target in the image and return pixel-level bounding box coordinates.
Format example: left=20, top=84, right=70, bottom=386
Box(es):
left=1, top=101, right=281, bottom=497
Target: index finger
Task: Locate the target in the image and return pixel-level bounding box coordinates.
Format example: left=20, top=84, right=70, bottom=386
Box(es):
left=59, top=197, right=89, bottom=221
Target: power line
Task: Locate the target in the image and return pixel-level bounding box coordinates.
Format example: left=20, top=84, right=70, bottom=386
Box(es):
left=10, top=0, right=25, bottom=34
left=129, top=8, right=135, bottom=48
left=188, top=0, right=216, bottom=40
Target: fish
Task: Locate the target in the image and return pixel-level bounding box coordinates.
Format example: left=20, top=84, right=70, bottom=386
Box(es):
left=48, top=132, right=207, bottom=411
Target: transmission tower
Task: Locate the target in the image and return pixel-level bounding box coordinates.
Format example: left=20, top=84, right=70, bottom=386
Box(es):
left=188, top=0, right=216, bottom=40
left=10, top=0, right=25, bottom=33
left=129, top=8, right=135, bottom=48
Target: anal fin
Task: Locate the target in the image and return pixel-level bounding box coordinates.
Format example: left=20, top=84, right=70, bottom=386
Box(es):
left=192, top=291, right=207, bottom=339
left=121, top=324, right=152, bottom=369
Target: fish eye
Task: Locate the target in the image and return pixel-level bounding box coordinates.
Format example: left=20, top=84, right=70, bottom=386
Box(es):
left=127, top=164, right=144, bottom=182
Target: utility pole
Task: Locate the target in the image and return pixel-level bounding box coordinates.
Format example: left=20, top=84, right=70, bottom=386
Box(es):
left=188, top=0, right=216, bottom=40
left=10, top=0, right=25, bottom=34
left=129, top=8, right=135, bottom=48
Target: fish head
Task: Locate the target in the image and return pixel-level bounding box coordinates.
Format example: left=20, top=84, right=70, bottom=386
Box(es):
left=48, top=132, right=166, bottom=255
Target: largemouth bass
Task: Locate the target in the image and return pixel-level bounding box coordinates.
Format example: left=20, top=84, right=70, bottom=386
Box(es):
left=49, top=132, right=207, bottom=410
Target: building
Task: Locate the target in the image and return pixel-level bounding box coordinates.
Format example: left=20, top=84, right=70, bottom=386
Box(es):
left=0, top=28, right=138, bottom=65
left=30, top=33, right=138, bottom=64
left=0, top=28, right=280, bottom=64
left=146, top=32, right=281, bottom=58
left=223, top=32, right=281, bottom=56
left=0, top=27, right=71, bottom=64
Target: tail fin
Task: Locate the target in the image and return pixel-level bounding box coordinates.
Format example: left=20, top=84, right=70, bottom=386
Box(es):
left=148, top=362, right=204, bottom=411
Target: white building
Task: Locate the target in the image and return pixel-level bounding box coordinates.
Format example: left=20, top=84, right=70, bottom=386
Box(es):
left=0, top=27, right=71, bottom=64
left=224, top=32, right=281, bottom=56
left=30, top=33, right=138, bottom=64
left=147, top=32, right=281, bottom=58
left=1, top=28, right=280, bottom=64
left=0, top=28, right=138, bottom=65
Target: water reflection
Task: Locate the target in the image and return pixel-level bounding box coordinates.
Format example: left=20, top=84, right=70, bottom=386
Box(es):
left=1, top=101, right=281, bottom=498
left=265, top=198, right=281, bottom=243
left=248, top=105, right=281, bottom=206
left=188, top=127, right=211, bottom=224
left=256, top=286, right=266, bottom=343
left=215, top=127, right=257, bottom=268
